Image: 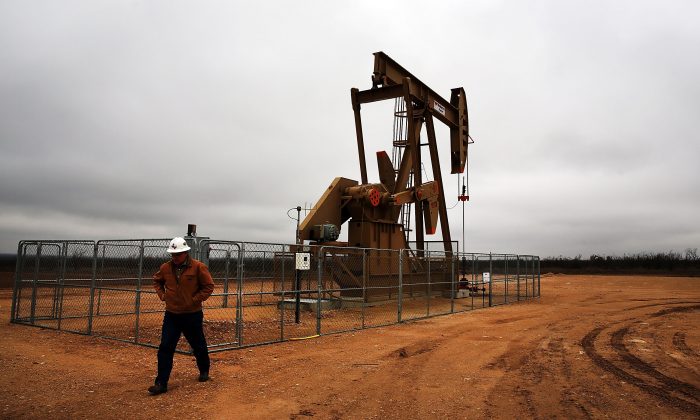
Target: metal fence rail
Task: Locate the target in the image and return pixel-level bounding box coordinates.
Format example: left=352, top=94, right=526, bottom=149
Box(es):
left=11, top=239, right=540, bottom=352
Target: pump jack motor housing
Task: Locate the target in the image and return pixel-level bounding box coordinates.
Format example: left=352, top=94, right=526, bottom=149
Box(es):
left=299, top=52, right=470, bottom=254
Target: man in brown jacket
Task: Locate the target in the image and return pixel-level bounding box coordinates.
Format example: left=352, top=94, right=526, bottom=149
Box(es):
left=148, top=237, right=215, bottom=395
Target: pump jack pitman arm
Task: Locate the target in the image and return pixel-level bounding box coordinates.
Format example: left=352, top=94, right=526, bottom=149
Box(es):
left=391, top=181, right=440, bottom=234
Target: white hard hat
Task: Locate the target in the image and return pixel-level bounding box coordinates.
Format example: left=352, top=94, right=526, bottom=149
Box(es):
left=167, top=237, right=191, bottom=254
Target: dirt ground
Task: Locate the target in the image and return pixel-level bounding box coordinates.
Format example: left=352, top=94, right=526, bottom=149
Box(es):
left=0, top=274, right=698, bottom=419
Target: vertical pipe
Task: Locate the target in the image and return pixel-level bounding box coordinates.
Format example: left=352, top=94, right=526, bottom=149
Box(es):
left=134, top=241, right=144, bottom=344
left=397, top=250, right=403, bottom=323
left=471, top=253, right=475, bottom=310
left=294, top=269, right=301, bottom=324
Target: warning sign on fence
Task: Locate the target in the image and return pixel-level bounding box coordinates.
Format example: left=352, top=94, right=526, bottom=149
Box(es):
left=296, top=253, right=311, bottom=270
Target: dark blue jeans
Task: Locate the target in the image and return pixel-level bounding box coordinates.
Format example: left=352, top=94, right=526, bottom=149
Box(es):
left=155, top=310, right=210, bottom=386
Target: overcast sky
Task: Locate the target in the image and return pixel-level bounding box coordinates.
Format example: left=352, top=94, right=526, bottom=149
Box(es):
left=1, top=1, right=698, bottom=257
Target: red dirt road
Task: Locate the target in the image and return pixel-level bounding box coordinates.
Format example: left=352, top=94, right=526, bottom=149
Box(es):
left=1, top=275, right=698, bottom=419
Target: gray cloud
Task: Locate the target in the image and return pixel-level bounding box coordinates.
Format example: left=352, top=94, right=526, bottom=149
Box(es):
left=1, top=1, right=699, bottom=257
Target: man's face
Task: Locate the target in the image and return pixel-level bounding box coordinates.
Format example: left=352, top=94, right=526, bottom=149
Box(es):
left=171, top=251, right=188, bottom=265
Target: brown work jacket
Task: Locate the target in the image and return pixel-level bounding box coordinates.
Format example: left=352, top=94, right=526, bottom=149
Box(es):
left=153, top=257, right=215, bottom=314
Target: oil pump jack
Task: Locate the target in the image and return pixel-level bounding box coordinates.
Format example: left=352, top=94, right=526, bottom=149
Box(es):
left=299, top=52, right=469, bottom=254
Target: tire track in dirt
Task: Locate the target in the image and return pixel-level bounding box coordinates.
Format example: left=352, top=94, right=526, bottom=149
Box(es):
left=673, top=332, right=698, bottom=358
left=650, top=304, right=700, bottom=318
left=624, top=300, right=700, bottom=312
left=481, top=332, right=577, bottom=418
left=514, top=387, right=537, bottom=418
left=294, top=334, right=450, bottom=418
left=582, top=303, right=700, bottom=416
left=610, top=326, right=700, bottom=401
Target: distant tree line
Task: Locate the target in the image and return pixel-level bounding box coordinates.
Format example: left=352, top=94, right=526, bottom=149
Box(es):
left=541, top=248, right=700, bottom=276
left=3, top=249, right=700, bottom=277
left=0, top=254, right=15, bottom=272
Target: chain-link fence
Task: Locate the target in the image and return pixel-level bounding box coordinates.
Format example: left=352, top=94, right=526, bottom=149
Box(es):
left=11, top=239, right=540, bottom=352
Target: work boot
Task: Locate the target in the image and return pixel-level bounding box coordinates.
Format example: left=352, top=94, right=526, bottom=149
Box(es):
left=198, top=372, right=210, bottom=382
left=148, top=382, right=168, bottom=395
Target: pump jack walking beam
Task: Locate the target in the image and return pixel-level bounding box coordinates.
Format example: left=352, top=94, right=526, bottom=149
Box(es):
left=352, top=51, right=469, bottom=175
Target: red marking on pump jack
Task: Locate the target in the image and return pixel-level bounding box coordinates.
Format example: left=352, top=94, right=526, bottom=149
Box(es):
left=369, top=188, right=381, bottom=206
left=458, top=195, right=470, bottom=202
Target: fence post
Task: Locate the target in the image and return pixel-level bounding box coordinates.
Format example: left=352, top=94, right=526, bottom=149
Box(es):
left=56, top=243, right=68, bottom=330
left=537, top=257, right=541, bottom=297
left=525, top=256, right=530, bottom=298
left=10, top=241, right=24, bottom=323
left=236, top=243, right=244, bottom=346
left=450, top=251, right=455, bottom=314
left=504, top=254, right=508, bottom=304
left=516, top=255, right=521, bottom=302
left=223, top=247, right=230, bottom=308
left=362, top=249, right=367, bottom=329
left=426, top=250, right=431, bottom=317
left=134, top=241, right=144, bottom=344
left=488, top=252, right=493, bottom=307
left=96, top=246, right=106, bottom=316
left=316, top=246, right=323, bottom=336
left=471, top=253, right=475, bottom=310
left=87, top=243, right=98, bottom=335
left=280, top=244, right=285, bottom=342
left=29, top=243, right=43, bottom=325
left=531, top=256, right=535, bottom=298
left=398, top=250, right=403, bottom=323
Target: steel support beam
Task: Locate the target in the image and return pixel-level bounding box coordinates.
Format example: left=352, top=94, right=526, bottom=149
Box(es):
left=350, top=88, right=368, bottom=184
left=425, top=113, right=453, bottom=253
